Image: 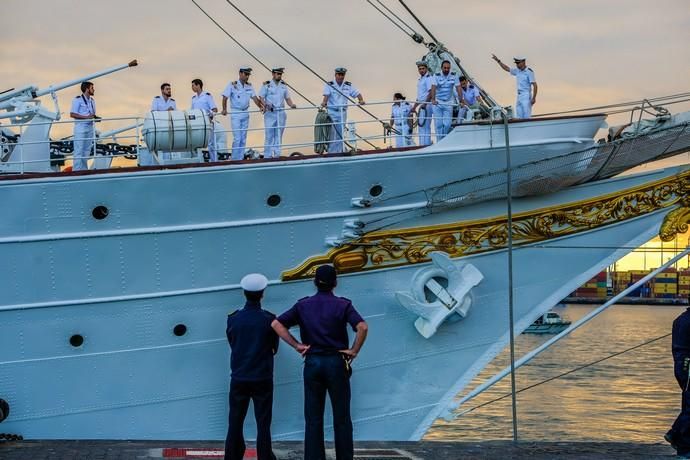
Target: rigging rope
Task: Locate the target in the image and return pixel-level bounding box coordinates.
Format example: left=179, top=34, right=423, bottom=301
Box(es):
left=222, top=0, right=397, bottom=144
left=457, top=332, right=671, bottom=416
left=534, top=91, right=690, bottom=117
left=365, top=0, right=424, bottom=43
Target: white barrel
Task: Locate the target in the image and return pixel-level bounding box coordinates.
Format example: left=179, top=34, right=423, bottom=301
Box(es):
left=142, top=109, right=211, bottom=152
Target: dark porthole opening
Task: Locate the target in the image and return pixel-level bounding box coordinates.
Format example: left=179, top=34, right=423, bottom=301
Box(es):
left=92, top=205, right=109, bottom=220
left=267, top=194, right=281, bottom=207
left=69, top=334, right=84, bottom=348
left=173, top=324, right=188, bottom=337
left=369, top=184, right=383, bottom=197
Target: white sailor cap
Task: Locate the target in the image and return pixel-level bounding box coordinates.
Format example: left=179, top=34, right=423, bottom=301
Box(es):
left=334, top=67, right=347, bottom=74
left=513, top=56, right=526, bottom=62
left=239, top=66, right=253, bottom=74
left=271, top=67, right=285, bottom=73
left=415, top=60, right=428, bottom=67
left=240, top=273, right=268, bottom=292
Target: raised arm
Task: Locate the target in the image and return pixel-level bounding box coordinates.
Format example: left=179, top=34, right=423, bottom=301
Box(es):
left=492, top=54, right=511, bottom=72
left=340, top=321, right=368, bottom=360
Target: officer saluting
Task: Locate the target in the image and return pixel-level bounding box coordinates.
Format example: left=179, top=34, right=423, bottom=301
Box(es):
left=225, top=273, right=279, bottom=460
left=272, top=265, right=368, bottom=460
left=321, top=67, right=365, bottom=154
left=222, top=67, right=264, bottom=161
left=258, top=67, right=297, bottom=159
left=151, top=83, right=176, bottom=111
left=492, top=54, right=538, bottom=119
left=666, top=304, right=690, bottom=457
left=411, top=60, right=434, bottom=146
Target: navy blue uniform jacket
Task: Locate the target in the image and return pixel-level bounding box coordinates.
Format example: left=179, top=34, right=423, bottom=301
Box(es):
left=226, top=300, right=279, bottom=382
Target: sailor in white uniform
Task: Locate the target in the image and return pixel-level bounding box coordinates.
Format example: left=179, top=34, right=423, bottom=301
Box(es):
left=431, top=60, right=461, bottom=141
left=321, top=67, right=365, bottom=154
left=69, top=81, right=98, bottom=171
left=492, top=54, right=538, bottom=119
left=411, top=61, right=434, bottom=146
left=191, top=78, right=220, bottom=161
left=222, top=67, right=264, bottom=161
left=151, top=83, right=177, bottom=111
left=458, top=76, right=483, bottom=121
left=389, top=92, right=414, bottom=148
left=258, top=67, right=297, bottom=158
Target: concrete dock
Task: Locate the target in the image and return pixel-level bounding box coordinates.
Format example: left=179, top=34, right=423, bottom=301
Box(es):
left=0, top=440, right=678, bottom=459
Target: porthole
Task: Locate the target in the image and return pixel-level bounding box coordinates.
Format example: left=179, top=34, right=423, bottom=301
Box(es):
left=369, top=184, right=383, bottom=197
left=69, top=334, right=84, bottom=348
left=92, top=205, right=109, bottom=220
left=173, top=324, right=187, bottom=337
left=267, top=194, right=281, bottom=207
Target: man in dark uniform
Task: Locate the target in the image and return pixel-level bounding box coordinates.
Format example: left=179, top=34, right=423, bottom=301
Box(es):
left=272, top=265, right=368, bottom=460
left=225, top=273, right=278, bottom=460
left=667, top=305, right=690, bottom=458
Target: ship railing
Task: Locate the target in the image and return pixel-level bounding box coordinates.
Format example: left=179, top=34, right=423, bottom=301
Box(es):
left=1, top=98, right=488, bottom=172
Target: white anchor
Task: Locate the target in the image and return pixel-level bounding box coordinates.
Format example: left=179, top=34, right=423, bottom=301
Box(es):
left=395, top=252, right=483, bottom=338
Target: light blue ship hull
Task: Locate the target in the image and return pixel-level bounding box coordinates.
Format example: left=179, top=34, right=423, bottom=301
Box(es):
left=0, top=150, right=686, bottom=440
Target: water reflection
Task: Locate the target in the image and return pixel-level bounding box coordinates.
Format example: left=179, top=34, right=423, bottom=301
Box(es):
left=426, top=304, right=682, bottom=442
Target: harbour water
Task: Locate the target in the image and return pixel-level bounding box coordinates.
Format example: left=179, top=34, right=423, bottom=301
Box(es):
left=427, top=304, right=683, bottom=442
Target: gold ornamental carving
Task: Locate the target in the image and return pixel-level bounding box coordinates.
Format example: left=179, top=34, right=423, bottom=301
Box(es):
left=282, top=170, right=690, bottom=281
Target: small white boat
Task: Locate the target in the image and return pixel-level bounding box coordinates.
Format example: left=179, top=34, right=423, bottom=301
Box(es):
left=524, top=311, right=572, bottom=334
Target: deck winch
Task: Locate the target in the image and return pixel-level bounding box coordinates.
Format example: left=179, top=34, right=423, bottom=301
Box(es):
left=395, top=252, right=483, bottom=338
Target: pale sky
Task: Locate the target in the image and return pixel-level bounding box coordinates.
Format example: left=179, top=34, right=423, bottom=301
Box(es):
left=3, top=0, right=690, bottom=268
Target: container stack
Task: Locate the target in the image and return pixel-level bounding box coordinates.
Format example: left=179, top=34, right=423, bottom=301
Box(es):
left=611, top=271, right=631, bottom=294
left=678, top=270, right=690, bottom=299
left=653, top=268, right=678, bottom=299
left=573, top=271, right=607, bottom=298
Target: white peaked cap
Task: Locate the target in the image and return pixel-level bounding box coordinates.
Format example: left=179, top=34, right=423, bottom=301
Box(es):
left=513, top=56, right=526, bottom=62
left=240, top=273, right=268, bottom=291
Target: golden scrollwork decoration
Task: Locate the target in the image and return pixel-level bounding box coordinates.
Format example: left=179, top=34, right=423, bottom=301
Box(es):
left=281, top=170, right=690, bottom=281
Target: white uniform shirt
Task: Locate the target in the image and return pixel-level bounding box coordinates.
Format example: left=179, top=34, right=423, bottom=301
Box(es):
left=433, top=71, right=459, bottom=102
left=70, top=94, right=96, bottom=126
left=391, top=101, right=412, bottom=125
left=258, top=80, right=291, bottom=110
left=509, top=67, right=536, bottom=97
left=151, top=96, right=177, bottom=111
left=191, top=91, right=217, bottom=115
left=461, top=84, right=481, bottom=105
left=323, top=80, right=360, bottom=111
left=222, top=81, right=256, bottom=111
left=416, top=72, right=433, bottom=104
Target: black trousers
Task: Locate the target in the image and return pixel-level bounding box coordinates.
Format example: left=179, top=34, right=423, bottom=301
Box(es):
left=303, top=353, right=353, bottom=460
left=225, top=379, right=276, bottom=460
left=670, top=362, right=690, bottom=455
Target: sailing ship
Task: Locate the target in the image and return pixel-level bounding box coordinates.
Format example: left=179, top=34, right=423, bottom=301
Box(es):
left=1, top=1, right=690, bottom=442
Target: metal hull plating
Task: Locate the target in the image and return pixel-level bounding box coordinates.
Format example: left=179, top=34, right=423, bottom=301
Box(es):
left=0, top=154, right=687, bottom=440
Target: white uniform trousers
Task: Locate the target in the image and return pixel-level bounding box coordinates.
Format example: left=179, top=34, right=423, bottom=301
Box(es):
left=417, top=104, right=432, bottom=146
left=515, top=94, right=532, bottom=119
left=327, top=108, right=346, bottom=154
left=433, top=102, right=454, bottom=141
left=72, top=123, right=94, bottom=171
left=263, top=108, right=287, bottom=158
left=231, top=110, right=250, bottom=160
left=393, top=122, right=414, bottom=148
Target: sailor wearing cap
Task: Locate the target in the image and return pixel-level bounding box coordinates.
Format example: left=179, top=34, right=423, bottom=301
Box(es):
left=431, top=59, right=461, bottom=141
left=191, top=78, right=222, bottom=162
left=390, top=92, right=414, bottom=148
left=258, top=67, right=297, bottom=158
left=320, top=67, right=365, bottom=154
left=411, top=60, right=434, bottom=146
left=225, top=273, right=279, bottom=460
left=272, top=265, right=368, bottom=460
left=492, top=54, right=538, bottom=119
left=222, top=67, right=264, bottom=161
left=69, top=81, right=97, bottom=171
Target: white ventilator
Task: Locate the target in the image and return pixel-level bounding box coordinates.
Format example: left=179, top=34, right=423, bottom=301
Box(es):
left=142, top=109, right=211, bottom=152
left=395, top=252, right=483, bottom=338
